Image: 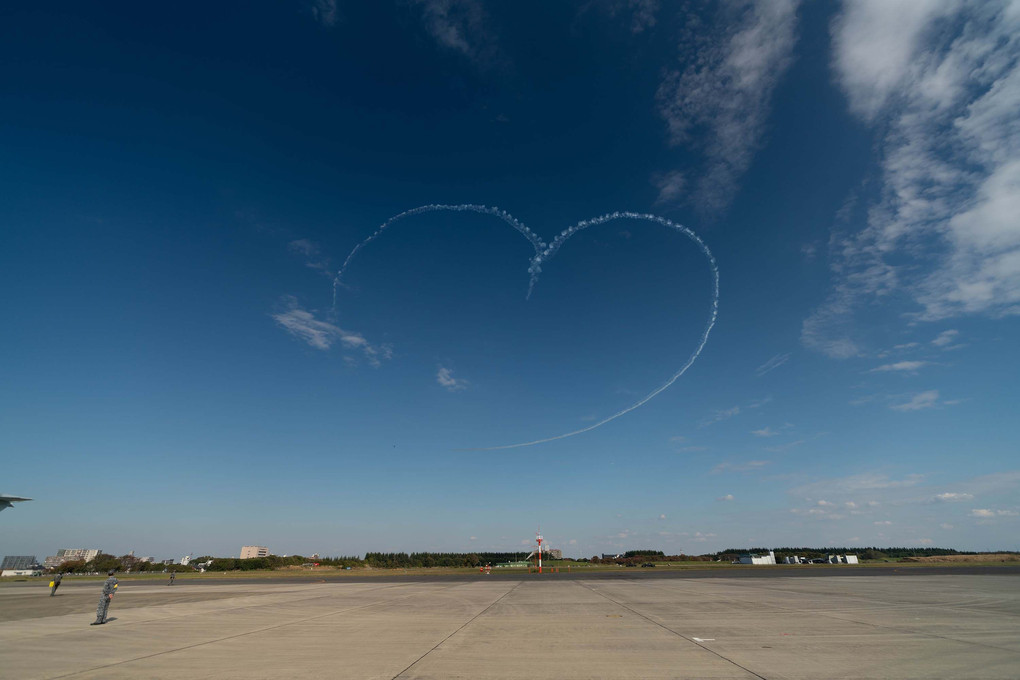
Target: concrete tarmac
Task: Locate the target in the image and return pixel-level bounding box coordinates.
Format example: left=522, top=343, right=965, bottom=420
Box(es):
left=2, top=573, right=1018, bottom=679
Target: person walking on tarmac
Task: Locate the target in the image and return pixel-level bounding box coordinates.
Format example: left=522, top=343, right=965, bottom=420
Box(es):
left=168, top=570, right=175, bottom=586
left=91, top=569, right=118, bottom=625
left=49, top=572, right=63, bottom=596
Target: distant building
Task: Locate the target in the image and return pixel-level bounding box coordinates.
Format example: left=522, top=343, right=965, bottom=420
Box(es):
left=1, top=556, right=38, bottom=570
left=138, top=556, right=154, bottom=563
left=180, top=555, right=192, bottom=566
left=601, top=553, right=622, bottom=560
left=546, top=549, right=563, bottom=559
left=240, top=546, right=270, bottom=559
left=43, top=548, right=102, bottom=568
left=735, top=550, right=776, bottom=565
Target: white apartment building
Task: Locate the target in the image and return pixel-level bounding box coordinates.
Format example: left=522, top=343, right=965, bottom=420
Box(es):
left=240, top=546, right=270, bottom=559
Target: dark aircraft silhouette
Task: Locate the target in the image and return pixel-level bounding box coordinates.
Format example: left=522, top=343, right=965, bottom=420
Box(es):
left=0, top=495, right=32, bottom=512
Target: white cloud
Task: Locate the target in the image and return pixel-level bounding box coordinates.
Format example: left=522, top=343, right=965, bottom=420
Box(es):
left=933, top=492, right=974, bottom=503
left=469, top=536, right=477, bottom=541
left=792, top=473, right=923, bottom=498
left=870, top=361, right=928, bottom=373
left=310, top=0, right=339, bottom=27
left=620, top=0, right=660, bottom=33
left=272, top=296, right=392, bottom=365
left=700, top=405, right=740, bottom=426
left=288, top=239, right=331, bottom=275
left=656, top=0, right=800, bottom=214
left=717, top=494, right=734, bottom=501
left=940, top=523, right=954, bottom=530
left=755, top=352, right=791, bottom=377
left=931, top=330, right=960, bottom=347
left=652, top=170, right=686, bottom=204
left=890, top=390, right=940, bottom=412
left=658, top=514, right=667, bottom=520
left=712, top=460, right=769, bottom=474
left=436, top=365, right=469, bottom=391
left=751, top=426, right=779, bottom=437
left=764, top=439, right=806, bottom=453
left=807, top=3, right=1020, bottom=353
left=874, top=520, right=892, bottom=526
left=971, top=508, right=1019, bottom=518
left=410, top=0, right=495, bottom=64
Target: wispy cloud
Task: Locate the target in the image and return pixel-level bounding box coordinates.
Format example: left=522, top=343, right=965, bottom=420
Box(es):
left=931, top=330, right=960, bottom=348
left=410, top=0, right=497, bottom=65
left=288, top=239, right=331, bottom=276
left=655, top=0, right=800, bottom=213
left=651, top=170, right=686, bottom=204
left=970, top=508, right=1019, bottom=518
left=932, top=492, right=974, bottom=503
left=755, top=352, right=791, bottom=377
left=890, top=390, right=940, bottom=412
left=791, top=473, right=923, bottom=498
left=717, top=494, right=734, bottom=502
left=587, top=0, right=662, bottom=35
left=271, top=296, right=392, bottom=365
left=750, top=426, right=780, bottom=438
left=436, top=365, right=469, bottom=391
left=712, top=460, right=769, bottom=474
left=700, top=405, right=740, bottom=427
left=764, top=439, right=806, bottom=453
left=870, top=360, right=928, bottom=373
left=309, top=0, right=339, bottom=27
left=806, top=3, right=1020, bottom=354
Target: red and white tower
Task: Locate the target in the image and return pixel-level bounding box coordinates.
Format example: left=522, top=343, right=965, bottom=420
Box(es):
left=536, top=531, right=543, bottom=574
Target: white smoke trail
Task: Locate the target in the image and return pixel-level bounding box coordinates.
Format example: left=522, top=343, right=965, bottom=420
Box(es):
left=332, top=206, right=719, bottom=450
left=333, top=204, right=544, bottom=311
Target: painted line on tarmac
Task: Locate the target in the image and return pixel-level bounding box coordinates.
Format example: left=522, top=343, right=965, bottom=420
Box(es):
left=47, top=582, right=472, bottom=680
left=392, top=580, right=524, bottom=679
left=577, top=580, right=767, bottom=680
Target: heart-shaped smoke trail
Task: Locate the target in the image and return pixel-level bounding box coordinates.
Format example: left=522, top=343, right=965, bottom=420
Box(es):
left=332, top=204, right=719, bottom=450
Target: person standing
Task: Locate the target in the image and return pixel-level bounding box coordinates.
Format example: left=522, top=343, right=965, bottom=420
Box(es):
left=91, top=569, right=118, bottom=625
left=49, top=572, right=63, bottom=596
left=168, top=571, right=175, bottom=586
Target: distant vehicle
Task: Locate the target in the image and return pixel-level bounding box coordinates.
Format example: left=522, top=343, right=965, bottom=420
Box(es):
left=810, top=558, right=826, bottom=564
left=641, top=563, right=656, bottom=568
left=0, top=495, right=32, bottom=512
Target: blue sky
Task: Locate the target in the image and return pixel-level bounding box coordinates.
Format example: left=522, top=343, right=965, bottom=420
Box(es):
left=2, top=1, right=1018, bottom=561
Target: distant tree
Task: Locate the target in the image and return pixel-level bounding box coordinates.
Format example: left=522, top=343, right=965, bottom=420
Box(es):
left=87, top=553, right=121, bottom=573
left=57, top=559, right=87, bottom=574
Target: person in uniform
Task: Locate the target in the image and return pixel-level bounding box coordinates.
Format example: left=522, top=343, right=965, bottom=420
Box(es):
left=49, top=572, right=63, bottom=596
left=91, top=569, right=118, bottom=625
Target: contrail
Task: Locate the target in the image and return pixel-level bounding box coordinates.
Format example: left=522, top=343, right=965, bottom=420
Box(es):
left=332, top=206, right=719, bottom=450
left=333, top=204, right=544, bottom=311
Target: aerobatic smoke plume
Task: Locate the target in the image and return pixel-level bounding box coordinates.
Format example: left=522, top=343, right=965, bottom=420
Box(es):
left=333, top=204, right=719, bottom=450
